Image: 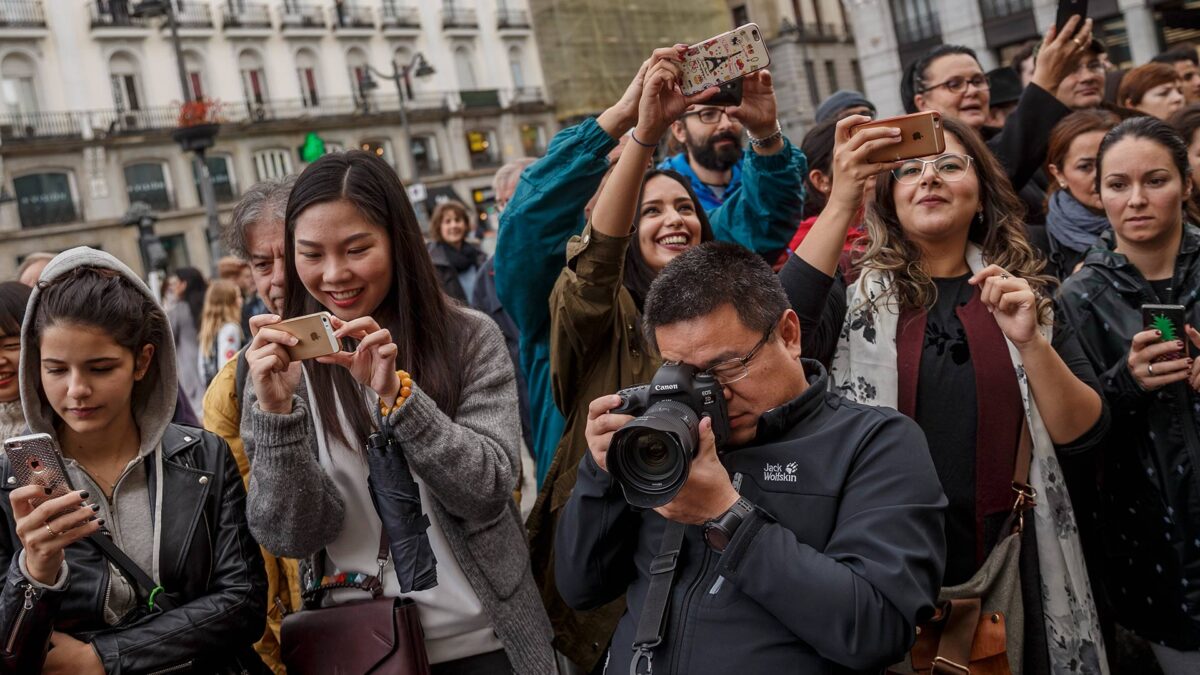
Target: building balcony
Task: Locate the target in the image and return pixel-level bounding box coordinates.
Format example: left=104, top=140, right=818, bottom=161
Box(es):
left=332, top=2, right=374, bottom=31
left=280, top=1, right=325, bottom=31
left=89, top=2, right=153, bottom=34
left=980, top=0, right=1032, bottom=20
left=0, top=90, right=543, bottom=149
left=222, top=1, right=271, bottom=30
left=380, top=1, right=418, bottom=30
left=496, top=8, right=529, bottom=30
left=980, top=0, right=1036, bottom=47
left=170, top=2, right=213, bottom=28
left=0, top=0, right=45, bottom=28
left=442, top=7, right=477, bottom=29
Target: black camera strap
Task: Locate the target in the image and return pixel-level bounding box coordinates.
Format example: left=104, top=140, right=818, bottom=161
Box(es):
left=630, top=520, right=687, bottom=675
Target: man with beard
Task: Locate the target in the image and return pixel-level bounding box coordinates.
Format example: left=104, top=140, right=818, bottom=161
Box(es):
left=660, top=70, right=804, bottom=220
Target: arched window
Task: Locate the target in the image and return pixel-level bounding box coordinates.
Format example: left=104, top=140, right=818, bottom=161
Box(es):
left=14, top=171, right=79, bottom=228
left=109, top=51, right=143, bottom=112
left=1, top=52, right=39, bottom=117
left=346, top=47, right=369, bottom=100
left=507, top=45, right=525, bottom=89
left=238, top=48, right=269, bottom=115
left=183, top=50, right=206, bottom=100
left=454, top=46, right=477, bottom=90
left=295, top=48, right=320, bottom=108
left=124, top=161, right=173, bottom=212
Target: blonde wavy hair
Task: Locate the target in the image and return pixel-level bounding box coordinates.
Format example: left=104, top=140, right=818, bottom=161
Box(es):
left=852, top=117, right=1055, bottom=324
left=197, top=279, right=243, bottom=357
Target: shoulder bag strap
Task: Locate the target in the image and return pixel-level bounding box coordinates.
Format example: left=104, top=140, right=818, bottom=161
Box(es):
left=930, top=418, right=1034, bottom=671
left=630, top=520, right=687, bottom=675
left=87, top=532, right=177, bottom=611
left=303, top=531, right=392, bottom=603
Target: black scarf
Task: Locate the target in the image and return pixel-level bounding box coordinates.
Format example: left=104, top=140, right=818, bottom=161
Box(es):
left=437, top=240, right=481, bottom=273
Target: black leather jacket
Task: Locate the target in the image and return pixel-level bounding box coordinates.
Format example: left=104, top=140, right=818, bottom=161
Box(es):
left=0, top=425, right=268, bottom=674
left=1057, top=226, right=1200, bottom=649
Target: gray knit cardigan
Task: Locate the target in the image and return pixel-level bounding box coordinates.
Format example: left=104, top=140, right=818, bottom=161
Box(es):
left=242, top=308, right=555, bottom=673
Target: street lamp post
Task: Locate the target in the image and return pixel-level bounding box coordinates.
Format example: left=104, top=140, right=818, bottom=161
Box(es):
left=132, top=0, right=224, bottom=274
left=360, top=53, right=436, bottom=207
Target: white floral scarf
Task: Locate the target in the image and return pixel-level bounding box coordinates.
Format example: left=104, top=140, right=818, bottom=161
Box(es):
left=830, top=244, right=1108, bottom=673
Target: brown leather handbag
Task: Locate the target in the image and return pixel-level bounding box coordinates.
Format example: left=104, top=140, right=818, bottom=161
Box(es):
left=280, top=535, right=431, bottom=675
left=891, top=421, right=1035, bottom=675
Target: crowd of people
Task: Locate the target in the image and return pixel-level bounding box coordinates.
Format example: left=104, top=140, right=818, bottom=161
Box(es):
left=1, top=15, right=1199, bottom=675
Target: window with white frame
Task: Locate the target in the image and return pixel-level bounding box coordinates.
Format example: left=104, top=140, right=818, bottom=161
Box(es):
left=183, top=50, right=206, bottom=100
left=193, top=154, right=237, bottom=203
left=254, top=149, right=293, bottom=180
left=411, top=135, right=440, bottom=175
left=508, top=45, right=525, bottom=89
left=109, top=51, right=144, bottom=112
left=239, top=49, right=269, bottom=117
left=14, top=171, right=79, bottom=228
left=1, top=53, right=39, bottom=117
left=124, top=161, right=174, bottom=212
left=454, top=46, right=477, bottom=90
left=295, top=48, right=320, bottom=108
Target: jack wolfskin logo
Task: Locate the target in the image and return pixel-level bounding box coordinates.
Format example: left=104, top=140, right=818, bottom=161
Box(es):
left=763, top=462, right=798, bottom=483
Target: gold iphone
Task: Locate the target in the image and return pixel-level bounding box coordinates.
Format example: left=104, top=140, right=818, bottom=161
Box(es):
left=852, top=111, right=946, bottom=163
left=272, top=312, right=339, bottom=361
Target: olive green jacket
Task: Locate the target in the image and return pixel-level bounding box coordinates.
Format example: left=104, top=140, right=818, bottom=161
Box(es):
left=526, top=225, right=659, bottom=669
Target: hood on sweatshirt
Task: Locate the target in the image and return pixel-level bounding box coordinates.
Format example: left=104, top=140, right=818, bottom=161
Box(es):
left=17, top=247, right=178, bottom=459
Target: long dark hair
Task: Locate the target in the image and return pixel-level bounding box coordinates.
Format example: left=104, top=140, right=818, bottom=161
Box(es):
left=859, top=117, right=1054, bottom=322
left=283, top=151, right=464, bottom=449
left=1095, top=116, right=1192, bottom=194
left=622, top=169, right=714, bottom=310
left=0, top=281, right=31, bottom=337
left=173, top=266, right=207, bottom=324
left=902, top=44, right=980, bottom=114
left=32, top=266, right=167, bottom=417
left=800, top=117, right=838, bottom=219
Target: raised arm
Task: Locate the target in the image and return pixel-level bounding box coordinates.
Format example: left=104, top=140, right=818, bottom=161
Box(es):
left=707, top=71, right=808, bottom=254
left=493, top=59, right=651, bottom=341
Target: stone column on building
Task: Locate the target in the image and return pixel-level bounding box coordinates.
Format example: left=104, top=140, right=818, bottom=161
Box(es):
left=1118, top=0, right=1160, bottom=65
left=935, top=0, right=996, bottom=69
left=844, top=0, right=906, bottom=117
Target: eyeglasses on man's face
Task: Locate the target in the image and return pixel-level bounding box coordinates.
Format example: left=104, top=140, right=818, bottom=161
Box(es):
left=920, top=74, right=990, bottom=95
left=892, top=154, right=975, bottom=185
left=702, top=327, right=774, bottom=385
left=682, top=107, right=734, bottom=125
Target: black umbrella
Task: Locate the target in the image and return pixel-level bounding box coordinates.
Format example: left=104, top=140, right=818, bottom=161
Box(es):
left=366, top=425, right=438, bottom=592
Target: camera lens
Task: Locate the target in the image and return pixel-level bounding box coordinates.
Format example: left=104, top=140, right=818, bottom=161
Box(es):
left=608, top=400, right=699, bottom=508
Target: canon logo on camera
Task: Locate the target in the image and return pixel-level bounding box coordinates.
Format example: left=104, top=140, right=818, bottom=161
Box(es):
left=652, top=384, right=680, bottom=392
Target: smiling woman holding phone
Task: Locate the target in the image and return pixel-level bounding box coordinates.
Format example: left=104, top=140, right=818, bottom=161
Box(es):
left=783, top=113, right=1108, bottom=671
left=241, top=150, right=554, bottom=674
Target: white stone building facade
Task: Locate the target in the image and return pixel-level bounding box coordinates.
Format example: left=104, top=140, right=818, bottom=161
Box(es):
left=0, top=0, right=556, bottom=277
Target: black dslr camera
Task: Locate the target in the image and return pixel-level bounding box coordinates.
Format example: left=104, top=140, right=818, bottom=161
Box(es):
left=608, top=362, right=732, bottom=508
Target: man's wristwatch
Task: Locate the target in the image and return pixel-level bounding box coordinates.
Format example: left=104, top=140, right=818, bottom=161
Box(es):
left=703, top=497, right=754, bottom=553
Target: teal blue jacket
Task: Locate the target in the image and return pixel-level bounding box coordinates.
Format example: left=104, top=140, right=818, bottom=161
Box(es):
left=495, top=117, right=805, bottom=484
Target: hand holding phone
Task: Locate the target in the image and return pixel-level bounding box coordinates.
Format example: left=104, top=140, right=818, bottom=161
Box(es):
left=245, top=313, right=311, bottom=415
left=4, top=434, right=101, bottom=585
left=851, top=111, right=945, bottom=163
left=1055, top=0, right=1089, bottom=36
left=316, top=315, right=404, bottom=406
left=1129, top=304, right=1195, bottom=391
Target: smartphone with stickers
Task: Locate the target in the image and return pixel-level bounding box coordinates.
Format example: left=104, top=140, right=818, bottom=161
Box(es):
left=4, top=433, right=78, bottom=520
left=681, top=24, right=771, bottom=97
left=1141, top=304, right=1191, bottom=362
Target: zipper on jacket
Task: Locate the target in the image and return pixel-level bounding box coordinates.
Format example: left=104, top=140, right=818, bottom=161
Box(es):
left=4, top=584, right=36, bottom=654
left=147, top=660, right=193, bottom=674
left=669, top=539, right=712, bottom=675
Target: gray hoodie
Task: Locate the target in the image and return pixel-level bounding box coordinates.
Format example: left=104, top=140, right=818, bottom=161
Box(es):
left=17, top=247, right=178, bottom=622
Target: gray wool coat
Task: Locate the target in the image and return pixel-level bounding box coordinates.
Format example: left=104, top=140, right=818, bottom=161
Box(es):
left=241, top=308, right=555, bottom=673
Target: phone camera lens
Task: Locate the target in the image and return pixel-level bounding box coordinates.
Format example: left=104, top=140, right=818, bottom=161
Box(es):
left=752, top=29, right=759, bottom=40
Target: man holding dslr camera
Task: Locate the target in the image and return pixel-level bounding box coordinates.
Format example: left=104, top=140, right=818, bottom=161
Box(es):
left=556, top=243, right=947, bottom=673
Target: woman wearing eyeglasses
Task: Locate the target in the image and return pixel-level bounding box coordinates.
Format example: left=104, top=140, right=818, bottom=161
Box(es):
left=900, top=18, right=1094, bottom=197
left=783, top=114, right=1109, bottom=671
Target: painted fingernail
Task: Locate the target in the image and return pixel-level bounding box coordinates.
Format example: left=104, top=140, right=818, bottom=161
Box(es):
left=1178, top=341, right=1186, bottom=349
left=1156, top=330, right=1163, bottom=336
left=90, top=503, right=100, bottom=512
left=43, top=487, right=52, bottom=495
left=97, top=518, right=105, bottom=526
left=78, top=491, right=89, bottom=499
